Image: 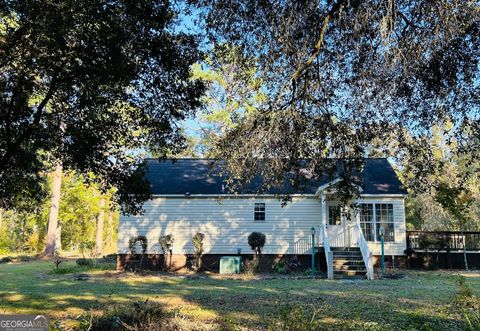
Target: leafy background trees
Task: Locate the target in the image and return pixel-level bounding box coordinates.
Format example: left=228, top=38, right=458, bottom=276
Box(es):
left=0, top=171, right=118, bottom=255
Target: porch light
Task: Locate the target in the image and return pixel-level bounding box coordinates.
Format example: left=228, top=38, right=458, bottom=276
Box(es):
left=379, top=226, right=385, bottom=237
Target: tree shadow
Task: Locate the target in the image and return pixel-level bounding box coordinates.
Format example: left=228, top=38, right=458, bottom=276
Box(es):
left=0, top=263, right=477, bottom=329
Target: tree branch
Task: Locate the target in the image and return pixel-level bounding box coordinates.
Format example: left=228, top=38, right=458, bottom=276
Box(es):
left=0, top=76, right=58, bottom=169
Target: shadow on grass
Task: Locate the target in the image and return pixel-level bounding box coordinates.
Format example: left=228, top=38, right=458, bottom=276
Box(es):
left=0, top=262, right=477, bottom=329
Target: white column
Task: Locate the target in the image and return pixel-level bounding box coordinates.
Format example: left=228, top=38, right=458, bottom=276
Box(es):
left=321, top=191, right=327, bottom=245
left=321, top=192, right=327, bottom=225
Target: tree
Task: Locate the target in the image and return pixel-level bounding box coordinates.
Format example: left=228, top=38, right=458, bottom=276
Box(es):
left=435, top=184, right=476, bottom=271
left=190, top=44, right=267, bottom=156
left=45, top=163, right=63, bottom=256
left=190, top=0, right=479, bottom=200
left=248, top=232, right=266, bottom=259
left=0, top=0, right=205, bottom=214
left=95, top=197, right=106, bottom=256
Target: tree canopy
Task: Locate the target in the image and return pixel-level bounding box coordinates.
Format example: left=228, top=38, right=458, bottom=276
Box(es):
left=0, top=0, right=205, bottom=213
left=189, top=0, right=480, bottom=201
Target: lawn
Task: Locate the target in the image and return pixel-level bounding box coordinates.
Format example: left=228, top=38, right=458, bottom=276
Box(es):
left=0, top=260, right=479, bottom=330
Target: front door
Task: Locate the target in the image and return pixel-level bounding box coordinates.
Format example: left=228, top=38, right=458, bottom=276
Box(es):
left=326, top=204, right=345, bottom=247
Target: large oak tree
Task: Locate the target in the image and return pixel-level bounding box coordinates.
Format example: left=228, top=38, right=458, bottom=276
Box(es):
left=190, top=0, right=480, bottom=200
left=0, top=0, right=205, bottom=213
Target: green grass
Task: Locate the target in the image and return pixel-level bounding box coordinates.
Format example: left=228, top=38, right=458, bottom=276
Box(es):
left=0, top=260, right=479, bottom=330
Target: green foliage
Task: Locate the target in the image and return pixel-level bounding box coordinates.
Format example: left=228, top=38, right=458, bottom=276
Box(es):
left=189, top=0, right=479, bottom=203
left=128, top=236, right=148, bottom=255
left=50, top=261, right=115, bottom=275
left=272, top=256, right=303, bottom=274
left=159, top=234, right=174, bottom=255
left=0, top=0, right=205, bottom=213
left=192, top=232, right=204, bottom=271
left=248, top=232, right=266, bottom=256
left=76, top=258, right=94, bottom=267
left=190, top=44, right=266, bottom=156
left=272, top=259, right=287, bottom=274
left=268, top=305, right=323, bottom=331
left=0, top=171, right=119, bottom=255
left=456, top=276, right=480, bottom=331
left=79, top=241, right=96, bottom=259
left=242, top=258, right=259, bottom=275
left=86, top=300, right=180, bottom=331
left=458, top=276, right=474, bottom=299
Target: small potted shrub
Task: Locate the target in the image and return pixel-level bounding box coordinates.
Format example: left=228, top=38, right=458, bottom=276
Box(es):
left=128, top=236, right=148, bottom=271
left=246, top=232, right=266, bottom=273
left=192, top=232, right=204, bottom=271
left=159, top=234, right=174, bottom=271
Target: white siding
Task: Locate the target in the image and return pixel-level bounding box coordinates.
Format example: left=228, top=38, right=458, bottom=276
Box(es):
left=117, top=196, right=407, bottom=256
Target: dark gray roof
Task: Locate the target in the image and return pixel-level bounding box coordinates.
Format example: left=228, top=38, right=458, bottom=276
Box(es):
left=143, top=158, right=407, bottom=195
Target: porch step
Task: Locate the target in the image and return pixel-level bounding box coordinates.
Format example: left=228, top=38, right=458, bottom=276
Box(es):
left=334, top=269, right=368, bottom=277
left=331, top=248, right=367, bottom=279
left=331, top=247, right=360, bottom=252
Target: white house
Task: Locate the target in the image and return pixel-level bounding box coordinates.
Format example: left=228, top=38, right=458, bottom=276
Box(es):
left=117, top=158, right=407, bottom=279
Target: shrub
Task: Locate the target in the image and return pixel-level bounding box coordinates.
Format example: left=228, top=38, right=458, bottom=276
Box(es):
left=159, top=234, right=174, bottom=271
left=159, top=234, right=174, bottom=254
left=272, top=256, right=303, bottom=274
left=76, top=258, right=94, bottom=267
left=102, top=254, right=117, bottom=262
left=242, top=258, right=259, bottom=275
left=85, top=299, right=179, bottom=331
left=248, top=232, right=266, bottom=257
left=0, top=256, right=12, bottom=264
left=456, top=275, right=480, bottom=330
left=272, top=259, right=287, bottom=274
left=128, top=236, right=148, bottom=255
left=128, top=236, right=148, bottom=272
left=79, top=240, right=96, bottom=258
left=268, top=304, right=323, bottom=331
left=192, top=232, right=204, bottom=271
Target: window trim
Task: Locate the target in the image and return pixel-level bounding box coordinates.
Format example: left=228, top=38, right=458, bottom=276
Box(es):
left=359, top=203, right=395, bottom=243
left=254, top=202, right=266, bottom=222
left=327, top=204, right=342, bottom=226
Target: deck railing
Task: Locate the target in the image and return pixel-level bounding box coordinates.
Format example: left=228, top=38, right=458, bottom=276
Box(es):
left=407, top=231, right=480, bottom=251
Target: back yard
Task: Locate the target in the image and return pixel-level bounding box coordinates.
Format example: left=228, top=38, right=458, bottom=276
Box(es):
left=0, top=259, right=479, bottom=330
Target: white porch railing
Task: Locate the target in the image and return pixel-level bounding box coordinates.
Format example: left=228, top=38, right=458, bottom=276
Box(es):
left=326, top=223, right=374, bottom=280
left=353, top=223, right=374, bottom=280
left=294, top=237, right=312, bottom=255
left=328, top=223, right=360, bottom=248
left=321, top=223, right=333, bottom=279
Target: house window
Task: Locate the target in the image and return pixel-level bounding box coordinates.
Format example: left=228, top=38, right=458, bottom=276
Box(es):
left=359, top=203, right=394, bottom=242
left=360, top=204, right=374, bottom=241
left=254, top=203, right=265, bottom=221
left=328, top=205, right=341, bottom=225
left=376, top=203, right=394, bottom=242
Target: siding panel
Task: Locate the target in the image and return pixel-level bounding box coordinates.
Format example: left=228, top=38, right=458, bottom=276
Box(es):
left=117, top=196, right=407, bottom=256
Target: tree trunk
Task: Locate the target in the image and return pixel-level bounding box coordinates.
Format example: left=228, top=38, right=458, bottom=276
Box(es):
left=55, top=224, right=62, bottom=252
left=462, top=230, right=469, bottom=271
left=10, top=209, right=15, bottom=240
left=107, top=211, right=113, bottom=252
left=95, top=198, right=106, bottom=255
left=45, top=163, right=63, bottom=257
